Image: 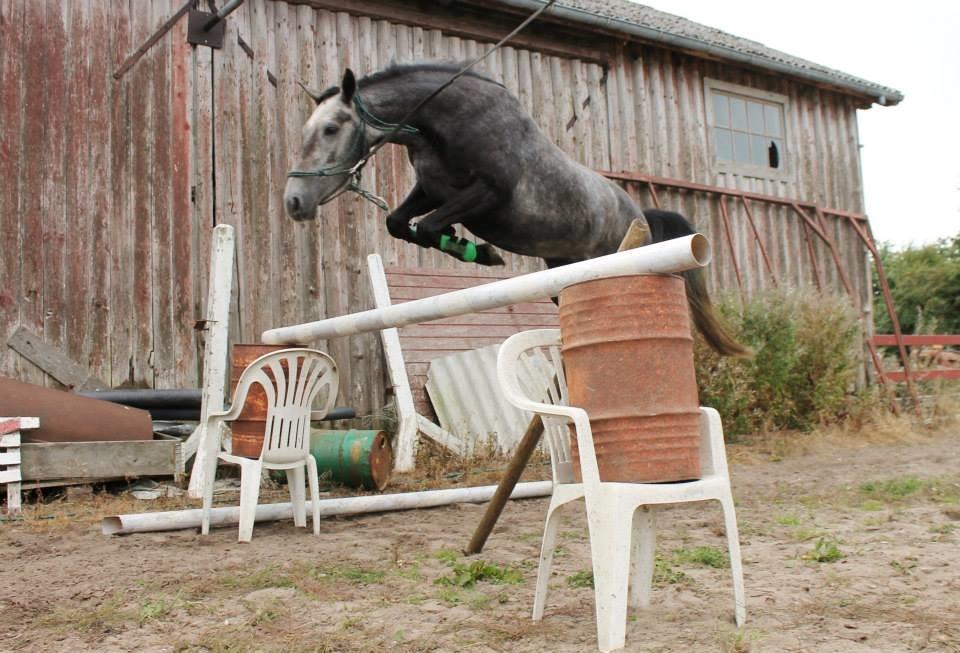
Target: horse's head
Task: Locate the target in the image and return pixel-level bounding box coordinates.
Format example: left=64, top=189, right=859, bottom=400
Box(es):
left=284, top=69, right=364, bottom=221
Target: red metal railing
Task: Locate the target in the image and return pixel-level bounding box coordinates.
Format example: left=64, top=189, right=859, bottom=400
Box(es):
left=872, top=335, right=960, bottom=382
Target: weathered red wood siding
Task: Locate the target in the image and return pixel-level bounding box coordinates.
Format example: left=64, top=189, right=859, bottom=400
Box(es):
left=0, top=0, right=199, bottom=389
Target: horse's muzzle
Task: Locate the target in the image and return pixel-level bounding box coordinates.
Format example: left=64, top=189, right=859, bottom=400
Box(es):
left=284, top=194, right=316, bottom=221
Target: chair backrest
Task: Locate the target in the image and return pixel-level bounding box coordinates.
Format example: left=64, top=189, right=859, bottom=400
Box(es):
left=497, top=329, right=577, bottom=484
left=231, top=348, right=338, bottom=464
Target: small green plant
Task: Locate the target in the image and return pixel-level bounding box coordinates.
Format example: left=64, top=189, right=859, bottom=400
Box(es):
left=340, top=616, right=363, bottom=631
left=217, top=565, right=294, bottom=591
left=929, top=523, right=955, bottom=535
left=775, top=513, right=802, bottom=526
left=673, top=546, right=729, bottom=569
left=654, top=555, right=688, bottom=585
left=309, top=565, right=385, bottom=585
left=138, top=591, right=190, bottom=625
left=806, top=537, right=844, bottom=563
left=249, top=607, right=279, bottom=627
left=434, top=549, right=460, bottom=565
left=566, top=570, right=594, bottom=588
left=434, top=560, right=523, bottom=588
left=718, top=627, right=762, bottom=653
left=860, top=477, right=922, bottom=499
left=889, top=558, right=917, bottom=575
left=860, top=499, right=886, bottom=512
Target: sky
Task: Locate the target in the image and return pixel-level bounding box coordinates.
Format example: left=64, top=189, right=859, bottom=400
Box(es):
left=639, top=0, right=960, bottom=249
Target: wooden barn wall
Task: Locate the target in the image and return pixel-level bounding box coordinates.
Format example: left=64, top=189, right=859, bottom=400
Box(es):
left=0, top=0, right=198, bottom=391
left=0, top=0, right=872, bottom=415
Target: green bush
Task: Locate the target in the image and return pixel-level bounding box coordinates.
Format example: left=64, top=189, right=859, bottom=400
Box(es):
left=695, top=287, right=862, bottom=437
left=874, top=233, right=960, bottom=335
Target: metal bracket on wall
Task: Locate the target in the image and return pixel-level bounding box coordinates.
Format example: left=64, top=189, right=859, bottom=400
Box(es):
left=187, top=10, right=227, bottom=49
left=187, top=0, right=245, bottom=49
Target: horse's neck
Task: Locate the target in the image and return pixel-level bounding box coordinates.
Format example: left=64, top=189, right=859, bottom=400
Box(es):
left=359, top=76, right=454, bottom=145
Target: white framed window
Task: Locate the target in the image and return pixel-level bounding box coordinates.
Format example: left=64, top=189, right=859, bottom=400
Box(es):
left=705, top=79, right=790, bottom=180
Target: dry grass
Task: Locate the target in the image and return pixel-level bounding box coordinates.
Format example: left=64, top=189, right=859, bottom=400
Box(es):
left=727, top=391, right=955, bottom=466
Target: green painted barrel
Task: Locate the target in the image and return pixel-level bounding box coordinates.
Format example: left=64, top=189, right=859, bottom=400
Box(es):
left=310, top=429, right=394, bottom=491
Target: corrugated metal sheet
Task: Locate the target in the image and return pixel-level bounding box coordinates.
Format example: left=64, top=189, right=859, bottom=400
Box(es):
left=0, top=0, right=874, bottom=416
left=425, top=343, right=556, bottom=454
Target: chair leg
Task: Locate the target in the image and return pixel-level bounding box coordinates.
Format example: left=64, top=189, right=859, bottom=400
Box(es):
left=237, top=461, right=263, bottom=543
left=719, top=494, right=746, bottom=626
left=588, top=503, right=632, bottom=653
left=629, top=505, right=656, bottom=609
left=287, top=466, right=307, bottom=528
left=200, top=464, right=216, bottom=536
left=306, top=455, right=321, bottom=536
left=532, top=496, right=565, bottom=622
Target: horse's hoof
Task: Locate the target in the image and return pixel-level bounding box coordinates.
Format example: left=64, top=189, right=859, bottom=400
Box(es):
left=475, top=244, right=505, bottom=266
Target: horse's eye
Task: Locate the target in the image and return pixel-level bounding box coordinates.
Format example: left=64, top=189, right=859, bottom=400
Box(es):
left=324, top=125, right=340, bottom=136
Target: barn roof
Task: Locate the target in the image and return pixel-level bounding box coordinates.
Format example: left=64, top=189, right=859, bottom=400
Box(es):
left=500, top=0, right=903, bottom=106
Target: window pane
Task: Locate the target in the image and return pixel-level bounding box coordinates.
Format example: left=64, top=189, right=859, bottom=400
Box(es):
left=733, top=132, right=750, bottom=163
left=730, top=97, right=748, bottom=130
left=748, top=101, right=765, bottom=133
left=714, top=128, right=733, bottom=161
left=750, top=135, right=768, bottom=166
left=765, top=105, right=782, bottom=137
left=712, top=93, right=730, bottom=128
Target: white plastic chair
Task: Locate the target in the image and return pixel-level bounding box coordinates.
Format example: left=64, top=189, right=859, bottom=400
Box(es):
left=200, top=348, right=338, bottom=542
left=497, top=329, right=745, bottom=653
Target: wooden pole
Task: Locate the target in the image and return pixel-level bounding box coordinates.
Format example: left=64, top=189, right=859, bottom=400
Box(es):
left=464, top=218, right=651, bottom=554
left=465, top=414, right=544, bottom=554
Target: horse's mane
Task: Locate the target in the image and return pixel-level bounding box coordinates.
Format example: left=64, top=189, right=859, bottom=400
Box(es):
left=359, top=61, right=504, bottom=89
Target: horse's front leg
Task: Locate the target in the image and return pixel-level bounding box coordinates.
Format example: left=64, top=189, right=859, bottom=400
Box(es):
left=385, top=183, right=440, bottom=243
left=412, top=179, right=507, bottom=266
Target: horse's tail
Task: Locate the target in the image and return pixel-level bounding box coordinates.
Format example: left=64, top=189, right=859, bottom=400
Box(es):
left=683, top=267, right=751, bottom=357
left=643, top=209, right=751, bottom=358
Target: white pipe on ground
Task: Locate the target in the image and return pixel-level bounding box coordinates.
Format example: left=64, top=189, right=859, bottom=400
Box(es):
left=101, top=480, right=554, bottom=535
left=262, top=234, right=711, bottom=344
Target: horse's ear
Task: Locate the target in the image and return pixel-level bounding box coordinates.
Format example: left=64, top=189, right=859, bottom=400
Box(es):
left=298, top=80, right=326, bottom=105
left=340, top=69, right=356, bottom=104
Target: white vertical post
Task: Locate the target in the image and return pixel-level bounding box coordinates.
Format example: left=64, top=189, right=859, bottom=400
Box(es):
left=0, top=417, right=38, bottom=515
left=186, top=224, right=235, bottom=499
left=367, top=254, right=419, bottom=472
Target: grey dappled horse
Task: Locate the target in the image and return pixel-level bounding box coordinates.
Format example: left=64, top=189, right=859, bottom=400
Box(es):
left=284, top=63, right=746, bottom=356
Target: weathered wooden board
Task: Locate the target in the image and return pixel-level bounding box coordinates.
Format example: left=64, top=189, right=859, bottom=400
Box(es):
left=20, top=440, right=179, bottom=482
left=6, top=327, right=108, bottom=390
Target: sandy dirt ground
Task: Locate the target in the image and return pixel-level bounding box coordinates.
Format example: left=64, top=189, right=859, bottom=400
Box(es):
left=1, top=427, right=959, bottom=653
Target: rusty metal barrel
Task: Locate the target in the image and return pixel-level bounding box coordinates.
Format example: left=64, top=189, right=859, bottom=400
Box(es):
left=559, top=274, right=701, bottom=483
left=229, top=343, right=296, bottom=458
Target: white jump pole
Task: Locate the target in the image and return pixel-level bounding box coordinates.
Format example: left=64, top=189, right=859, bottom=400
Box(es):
left=262, top=234, right=711, bottom=344
left=101, top=480, right=554, bottom=536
